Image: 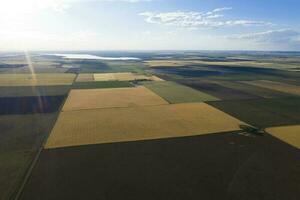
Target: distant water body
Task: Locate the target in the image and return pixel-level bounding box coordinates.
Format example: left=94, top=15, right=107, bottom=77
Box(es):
left=47, top=54, right=141, bottom=61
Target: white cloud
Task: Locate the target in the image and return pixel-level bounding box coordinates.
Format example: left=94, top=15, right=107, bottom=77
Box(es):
left=225, top=20, right=273, bottom=26
left=227, top=29, right=300, bottom=50
left=229, top=29, right=300, bottom=43
left=206, top=14, right=223, bottom=19
left=212, top=7, right=232, bottom=12
left=139, top=8, right=273, bottom=29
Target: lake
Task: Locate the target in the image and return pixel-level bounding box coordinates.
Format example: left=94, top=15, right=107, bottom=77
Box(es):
left=47, top=54, right=141, bottom=61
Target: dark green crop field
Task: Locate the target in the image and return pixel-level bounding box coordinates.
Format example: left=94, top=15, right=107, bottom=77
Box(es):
left=143, top=81, right=218, bottom=103
left=179, top=80, right=260, bottom=100
left=0, top=113, right=59, bottom=200
left=213, top=81, right=294, bottom=99
left=208, top=97, right=300, bottom=128
left=72, top=81, right=134, bottom=89
left=19, top=132, right=300, bottom=200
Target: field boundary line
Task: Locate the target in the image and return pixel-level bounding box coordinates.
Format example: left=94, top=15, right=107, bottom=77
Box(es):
left=11, top=75, right=76, bottom=200
left=62, top=101, right=170, bottom=113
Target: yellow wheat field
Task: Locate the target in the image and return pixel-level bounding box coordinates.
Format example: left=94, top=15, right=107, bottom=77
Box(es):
left=93, top=73, right=116, bottom=81
left=45, top=102, right=246, bottom=149
left=266, top=125, right=300, bottom=149
left=93, top=72, right=164, bottom=81
left=0, top=74, right=76, bottom=86
left=76, top=74, right=94, bottom=82
left=62, top=86, right=169, bottom=111
left=242, top=80, right=300, bottom=96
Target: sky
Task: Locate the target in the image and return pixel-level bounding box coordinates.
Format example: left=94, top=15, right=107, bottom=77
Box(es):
left=0, top=0, right=300, bottom=51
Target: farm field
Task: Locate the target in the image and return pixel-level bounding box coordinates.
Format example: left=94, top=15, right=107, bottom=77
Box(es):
left=266, top=125, right=300, bottom=149
left=151, top=62, right=300, bottom=86
left=46, top=103, right=245, bottom=149
left=94, top=72, right=163, bottom=81
left=0, top=67, right=68, bottom=74
left=0, top=96, right=65, bottom=115
left=145, top=59, right=300, bottom=70
left=62, top=86, right=168, bottom=111
left=0, top=86, right=70, bottom=97
left=178, top=80, right=260, bottom=100
left=0, top=74, right=76, bottom=86
left=72, top=81, right=133, bottom=89
left=242, top=80, right=300, bottom=96
left=20, top=132, right=300, bottom=200
left=60, top=59, right=146, bottom=73
left=1, top=51, right=300, bottom=200
left=210, top=80, right=293, bottom=98
left=143, top=81, right=218, bottom=103
left=0, top=57, right=66, bottom=74
left=208, top=97, right=300, bottom=128
left=75, top=73, right=94, bottom=82
left=0, top=113, right=59, bottom=200
left=98, top=60, right=147, bottom=73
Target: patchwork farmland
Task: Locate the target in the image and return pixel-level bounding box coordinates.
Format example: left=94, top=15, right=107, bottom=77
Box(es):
left=242, top=80, right=300, bottom=96
left=1, top=52, right=300, bottom=200
left=46, top=103, right=245, bottom=149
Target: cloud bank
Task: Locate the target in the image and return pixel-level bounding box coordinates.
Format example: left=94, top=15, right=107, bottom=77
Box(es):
left=230, top=29, right=300, bottom=43
left=139, top=8, right=273, bottom=28
left=227, top=29, right=300, bottom=50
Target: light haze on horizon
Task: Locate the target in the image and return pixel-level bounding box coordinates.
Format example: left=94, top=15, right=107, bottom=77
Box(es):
left=0, top=0, right=300, bottom=51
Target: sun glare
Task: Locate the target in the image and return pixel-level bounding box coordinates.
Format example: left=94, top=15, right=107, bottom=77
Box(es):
left=0, top=0, right=36, bottom=19
left=0, top=0, right=67, bottom=21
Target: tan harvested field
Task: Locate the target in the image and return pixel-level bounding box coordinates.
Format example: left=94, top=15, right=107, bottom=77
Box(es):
left=62, top=86, right=169, bottom=111
left=76, top=74, right=94, bottom=82
left=266, top=125, right=300, bottom=149
left=242, top=80, right=300, bottom=96
left=0, top=74, right=76, bottom=86
left=93, top=73, right=115, bottom=81
left=93, top=72, right=164, bottom=81
left=145, top=59, right=295, bottom=69
left=45, top=102, right=245, bottom=149
left=145, top=60, right=187, bottom=67
left=145, top=60, right=259, bottom=67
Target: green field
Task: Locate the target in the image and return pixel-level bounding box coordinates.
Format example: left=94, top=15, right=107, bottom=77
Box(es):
left=143, top=81, right=219, bottom=103
left=0, top=58, right=66, bottom=74
left=69, top=60, right=146, bottom=73
left=213, top=81, right=294, bottom=98
left=0, top=113, right=59, bottom=200
left=208, top=97, right=300, bottom=128
left=0, top=150, right=34, bottom=200
left=72, top=81, right=134, bottom=89
left=20, top=131, right=300, bottom=200
left=103, top=61, right=147, bottom=73
left=0, top=86, right=70, bottom=97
